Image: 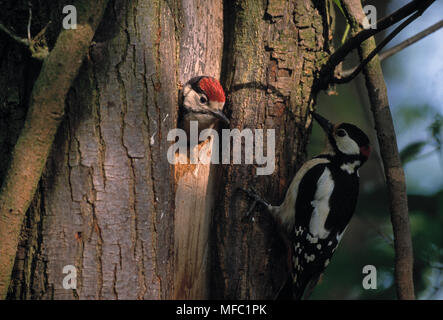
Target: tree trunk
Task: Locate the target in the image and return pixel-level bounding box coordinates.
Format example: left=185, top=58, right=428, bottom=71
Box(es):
left=6, top=0, right=178, bottom=299
left=212, top=0, right=331, bottom=299
left=173, top=0, right=224, bottom=299
left=2, top=0, right=332, bottom=299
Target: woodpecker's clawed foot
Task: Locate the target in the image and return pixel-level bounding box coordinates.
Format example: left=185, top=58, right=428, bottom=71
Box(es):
left=242, top=186, right=266, bottom=204
left=238, top=186, right=269, bottom=219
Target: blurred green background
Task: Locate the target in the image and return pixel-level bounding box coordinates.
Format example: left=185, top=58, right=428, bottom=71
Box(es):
left=308, top=0, right=443, bottom=299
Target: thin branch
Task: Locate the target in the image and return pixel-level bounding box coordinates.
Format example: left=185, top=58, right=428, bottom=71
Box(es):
left=0, top=12, right=51, bottom=61
left=339, top=19, right=443, bottom=79
left=0, top=23, right=29, bottom=46
left=27, top=2, right=32, bottom=42
left=335, top=10, right=421, bottom=83
left=379, top=19, right=443, bottom=62
left=342, top=0, right=416, bottom=300
left=341, top=23, right=350, bottom=45
left=315, top=0, right=435, bottom=90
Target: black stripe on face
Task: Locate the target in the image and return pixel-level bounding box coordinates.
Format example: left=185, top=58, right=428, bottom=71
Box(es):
left=186, top=76, right=206, bottom=95
left=337, top=123, right=370, bottom=148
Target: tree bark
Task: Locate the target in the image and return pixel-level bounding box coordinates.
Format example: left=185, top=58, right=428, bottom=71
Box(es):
left=212, top=0, right=332, bottom=299
left=0, top=0, right=108, bottom=299
left=6, top=0, right=179, bottom=299
left=4, top=0, right=225, bottom=300
left=173, top=0, right=224, bottom=299
left=3, top=0, right=334, bottom=300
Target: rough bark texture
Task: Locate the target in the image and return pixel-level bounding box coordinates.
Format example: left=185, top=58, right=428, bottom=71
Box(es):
left=0, top=1, right=56, bottom=300
left=3, top=0, right=333, bottom=300
left=342, top=0, right=415, bottom=300
left=212, top=0, right=331, bottom=299
left=174, top=0, right=223, bottom=299
left=6, top=0, right=178, bottom=299
left=0, top=0, right=108, bottom=298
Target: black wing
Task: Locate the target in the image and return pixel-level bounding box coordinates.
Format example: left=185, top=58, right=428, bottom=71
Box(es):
left=292, top=163, right=336, bottom=299
left=294, top=163, right=328, bottom=230
left=291, top=162, right=360, bottom=299
left=325, top=166, right=359, bottom=234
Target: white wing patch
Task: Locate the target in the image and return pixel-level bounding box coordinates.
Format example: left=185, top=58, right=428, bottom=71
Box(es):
left=309, top=167, right=334, bottom=239
left=304, top=253, right=315, bottom=262
left=306, top=233, right=319, bottom=244
left=340, top=161, right=361, bottom=174
left=275, top=158, right=330, bottom=232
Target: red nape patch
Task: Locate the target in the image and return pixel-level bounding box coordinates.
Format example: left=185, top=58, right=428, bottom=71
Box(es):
left=199, top=77, right=226, bottom=102
left=360, top=145, right=371, bottom=158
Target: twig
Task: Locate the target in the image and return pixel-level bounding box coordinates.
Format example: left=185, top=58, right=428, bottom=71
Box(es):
left=341, top=0, right=416, bottom=300
left=0, top=4, right=53, bottom=61
left=27, top=2, right=32, bottom=42
left=340, top=19, right=443, bottom=78
left=335, top=10, right=422, bottom=83
left=0, top=23, right=29, bottom=46
left=341, top=23, right=350, bottom=45
left=379, top=19, right=443, bottom=62
left=0, top=17, right=51, bottom=61
left=315, top=0, right=435, bottom=91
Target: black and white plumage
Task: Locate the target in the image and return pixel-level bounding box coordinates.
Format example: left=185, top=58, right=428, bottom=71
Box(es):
left=179, top=76, right=229, bottom=137
left=243, top=112, right=370, bottom=299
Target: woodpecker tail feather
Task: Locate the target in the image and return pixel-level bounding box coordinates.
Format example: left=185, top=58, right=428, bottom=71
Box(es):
left=302, top=274, right=322, bottom=300
left=292, top=272, right=322, bottom=300
left=274, top=275, right=293, bottom=300
left=293, top=276, right=309, bottom=300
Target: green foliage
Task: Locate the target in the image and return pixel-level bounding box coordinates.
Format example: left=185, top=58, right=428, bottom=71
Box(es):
left=330, top=0, right=350, bottom=44
left=400, top=141, right=427, bottom=165
left=395, top=104, right=434, bottom=127
left=429, top=114, right=443, bottom=149
left=332, top=0, right=345, bottom=17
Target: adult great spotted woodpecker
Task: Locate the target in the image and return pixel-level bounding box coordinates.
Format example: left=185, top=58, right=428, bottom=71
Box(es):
left=179, top=76, right=229, bottom=138
left=242, top=112, right=371, bottom=299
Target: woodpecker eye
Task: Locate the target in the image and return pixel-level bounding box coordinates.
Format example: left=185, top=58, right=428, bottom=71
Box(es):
left=336, top=129, right=347, bottom=137
left=200, top=96, right=208, bottom=104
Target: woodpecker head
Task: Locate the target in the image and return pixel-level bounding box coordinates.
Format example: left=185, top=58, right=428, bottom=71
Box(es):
left=312, top=112, right=371, bottom=162
left=181, top=76, right=229, bottom=127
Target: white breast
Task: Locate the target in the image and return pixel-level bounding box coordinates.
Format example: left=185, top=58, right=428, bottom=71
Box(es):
left=309, top=167, right=335, bottom=239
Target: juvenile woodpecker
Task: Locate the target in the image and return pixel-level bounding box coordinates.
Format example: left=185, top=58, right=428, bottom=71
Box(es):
left=179, top=76, right=229, bottom=138
left=242, top=112, right=370, bottom=299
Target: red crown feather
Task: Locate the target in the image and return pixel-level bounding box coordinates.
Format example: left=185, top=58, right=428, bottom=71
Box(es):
left=199, top=77, right=226, bottom=103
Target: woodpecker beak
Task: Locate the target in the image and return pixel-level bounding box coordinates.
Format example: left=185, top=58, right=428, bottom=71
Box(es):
left=210, top=109, right=230, bottom=125
left=312, top=112, right=333, bottom=136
